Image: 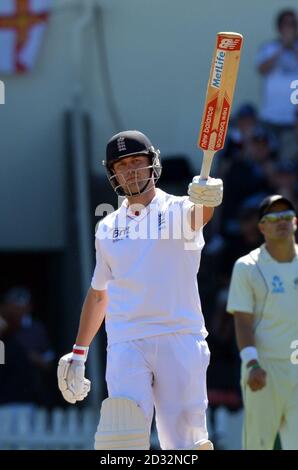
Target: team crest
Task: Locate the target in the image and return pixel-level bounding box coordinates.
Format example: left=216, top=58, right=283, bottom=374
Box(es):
left=271, top=275, right=285, bottom=293
left=117, top=137, right=126, bottom=152
left=158, top=212, right=166, bottom=229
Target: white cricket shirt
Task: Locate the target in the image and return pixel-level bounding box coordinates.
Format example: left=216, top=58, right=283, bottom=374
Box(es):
left=227, top=244, right=298, bottom=359
left=91, top=189, right=208, bottom=345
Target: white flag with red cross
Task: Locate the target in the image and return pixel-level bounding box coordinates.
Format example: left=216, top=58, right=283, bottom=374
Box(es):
left=0, top=0, right=53, bottom=74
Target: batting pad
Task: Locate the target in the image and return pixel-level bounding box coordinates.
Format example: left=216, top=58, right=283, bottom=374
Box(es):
left=94, top=397, right=150, bottom=450
left=192, top=439, right=214, bottom=450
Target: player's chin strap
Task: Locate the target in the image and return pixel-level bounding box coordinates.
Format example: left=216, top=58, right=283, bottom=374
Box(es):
left=124, top=175, right=152, bottom=197
left=94, top=397, right=150, bottom=450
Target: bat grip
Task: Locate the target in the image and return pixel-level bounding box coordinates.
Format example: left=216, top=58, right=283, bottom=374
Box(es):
left=200, top=150, right=215, bottom=180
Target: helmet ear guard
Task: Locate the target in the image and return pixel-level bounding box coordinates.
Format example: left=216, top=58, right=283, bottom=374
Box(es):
left=149, top=146, right=162, bottom=181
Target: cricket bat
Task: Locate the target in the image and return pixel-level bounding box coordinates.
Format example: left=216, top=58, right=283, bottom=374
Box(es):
left=198, top=32, right=243, bottom=179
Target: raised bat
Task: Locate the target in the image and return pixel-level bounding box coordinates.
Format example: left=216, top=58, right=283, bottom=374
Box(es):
left=198, top=32, right=243, bottom=179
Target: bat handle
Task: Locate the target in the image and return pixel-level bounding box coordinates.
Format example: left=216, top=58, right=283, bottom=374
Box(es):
left=200, top=150, right=215, bottom=180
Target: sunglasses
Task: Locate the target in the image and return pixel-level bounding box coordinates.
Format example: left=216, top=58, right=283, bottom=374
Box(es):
left=260, top=210, right=296, bottom=223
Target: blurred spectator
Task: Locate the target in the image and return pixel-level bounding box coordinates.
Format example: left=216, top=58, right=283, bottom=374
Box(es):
left=270, top=160, right=298, bottom=230
left=247, top=127, right=278, bottom=163
left=218, top=195, right=264, bottom=286
left=216, top=103, right=258, bottom=178
left=201, top=194, right=264, bottom=298
left=287, top=104, right=298, bottom=167
left=159, top=155, right=194, bottom=195
left=230, top=103, right=258, bottom=147
left=220, top=128, right=276, bottom=237
left=0, top=287, right=56, bottom=407
left=256, top=9, right=298, bottom=154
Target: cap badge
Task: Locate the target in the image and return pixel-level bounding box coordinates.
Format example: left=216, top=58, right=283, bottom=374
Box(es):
left=117, top=136, right=126, bottom=152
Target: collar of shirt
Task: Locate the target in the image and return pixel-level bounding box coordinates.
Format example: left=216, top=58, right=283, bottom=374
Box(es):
left=261, top=243, right=298, bottom=263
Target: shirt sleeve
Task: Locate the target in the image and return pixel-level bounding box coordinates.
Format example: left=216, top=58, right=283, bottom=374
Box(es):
left=91, top=238, right=113, bottom=291
left=226, top=259, right=255, bottom=315
left=178, top=196, right=205, bottom=250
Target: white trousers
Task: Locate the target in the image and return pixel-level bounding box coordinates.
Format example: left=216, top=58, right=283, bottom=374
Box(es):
left=241, top=357, right=298, bottom=450
left=105, top=333, right=210, bottom=449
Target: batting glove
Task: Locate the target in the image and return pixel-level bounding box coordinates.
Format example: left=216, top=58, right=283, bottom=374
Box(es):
left=57, top=345, right=91, bottom=404
left=188, top=176, right=223, bottom=207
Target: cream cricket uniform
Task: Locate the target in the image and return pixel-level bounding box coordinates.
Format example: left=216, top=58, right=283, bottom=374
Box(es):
left=227, top=244, right=298, bottom=450
left=91, top=189, right=210, bottom=449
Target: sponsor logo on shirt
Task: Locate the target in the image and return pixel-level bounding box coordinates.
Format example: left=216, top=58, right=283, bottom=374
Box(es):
left=271, top=275, right=285, bottom=293
left=113, top=227, right=129, bottom=242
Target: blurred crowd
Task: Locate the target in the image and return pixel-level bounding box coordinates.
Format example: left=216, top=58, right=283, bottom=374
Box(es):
left=198, top=8, right=298, bottom=447
left=0, top=287, right=58, bottom=409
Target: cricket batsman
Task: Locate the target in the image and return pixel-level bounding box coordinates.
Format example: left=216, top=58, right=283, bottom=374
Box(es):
left=57, top=130, right=223, bottom=450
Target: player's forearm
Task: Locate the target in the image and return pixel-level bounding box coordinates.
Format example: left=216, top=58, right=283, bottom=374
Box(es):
left=75, top=288, right=108, bottom=346
left=189, top=205, right=214, bottom=230
left=234, top=312, right=255, bottom=351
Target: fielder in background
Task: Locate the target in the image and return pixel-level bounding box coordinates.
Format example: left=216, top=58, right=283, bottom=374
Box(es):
left=227, top=194, right=298, bottom=450
left=57, top=130, right=223, bottom=450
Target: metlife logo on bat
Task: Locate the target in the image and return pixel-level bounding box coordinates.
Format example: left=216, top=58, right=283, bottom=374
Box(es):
left=211, top=50, right=225, bottom=89
left=211, top=35, right=242, bottom=89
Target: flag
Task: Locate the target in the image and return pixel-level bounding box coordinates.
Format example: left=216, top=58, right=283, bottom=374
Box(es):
left=0, top=0, right=53, bottom=74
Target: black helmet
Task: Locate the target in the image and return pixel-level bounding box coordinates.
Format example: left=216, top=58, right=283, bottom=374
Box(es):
left=103, top=130, right=162, bottom=196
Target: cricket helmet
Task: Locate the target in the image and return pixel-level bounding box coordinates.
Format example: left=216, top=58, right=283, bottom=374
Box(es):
left=103, top=130, right=162, bottom=196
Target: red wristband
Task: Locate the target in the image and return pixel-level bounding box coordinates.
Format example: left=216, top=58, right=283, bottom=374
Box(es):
left=72, top=344, right=89, bottom=361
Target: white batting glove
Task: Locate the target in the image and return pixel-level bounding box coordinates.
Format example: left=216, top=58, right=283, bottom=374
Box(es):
left=188, top=176, right=223, bottom=207
left=57, top=345, right=91, bottom=404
